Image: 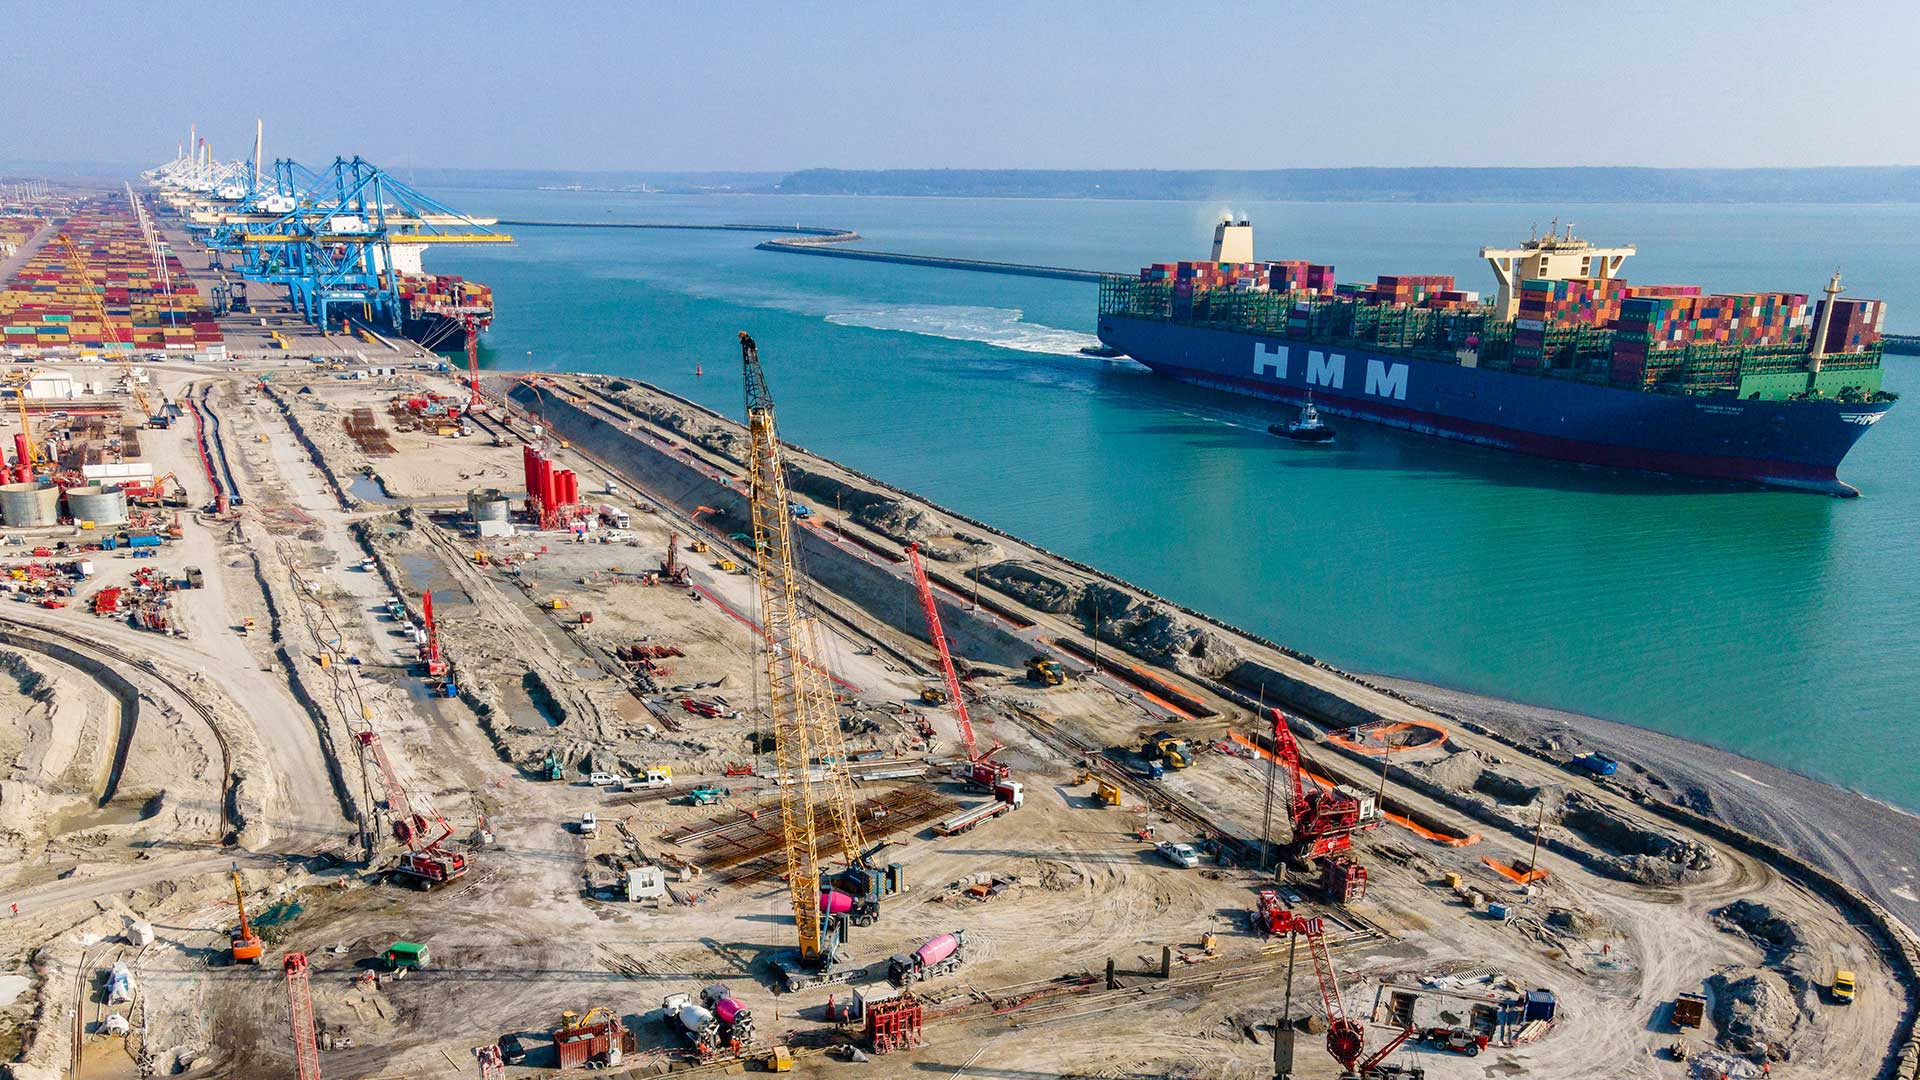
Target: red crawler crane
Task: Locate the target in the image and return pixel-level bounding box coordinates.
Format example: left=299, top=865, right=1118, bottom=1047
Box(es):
left=904, top=543, right=1007, bottom=789
left=284, top=952, right=322, bottom=1080
left=1269, top=910, right=1414, bottom=1076
left=355, top=729, right=468, bottom=887
left=421, top=591, right=449, bottom=677
left=1269, top=708, right=1373, bottom=863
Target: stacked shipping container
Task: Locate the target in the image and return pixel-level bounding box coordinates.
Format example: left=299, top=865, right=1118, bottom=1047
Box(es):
left=0, top=200, right=218, bottom=354
left=387, top=273, right=493, bottom=319
left=1125, top=259, right=1881, bottom=395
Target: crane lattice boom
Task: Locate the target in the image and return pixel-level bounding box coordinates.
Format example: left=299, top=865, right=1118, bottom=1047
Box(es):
left=739, top=331, right=865, bottom=961
left=284, top=952, right=322, bottom=1080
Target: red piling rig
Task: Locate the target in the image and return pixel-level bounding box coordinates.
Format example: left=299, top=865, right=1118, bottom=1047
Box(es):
left=1269, top=708, right=1373, bottom=861
left=422, top=591, right=449, bottom=677
left=1270, top=909, right=1414, bottom=1074
left=354, top=728, right=468, bottom=886
left=463, top=316, right=484, bottom=409
left=284, top=952, right=322, bottom=1080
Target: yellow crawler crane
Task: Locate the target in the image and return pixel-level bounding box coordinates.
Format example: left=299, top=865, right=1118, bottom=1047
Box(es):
left=738, top=331, right=868, bottom=991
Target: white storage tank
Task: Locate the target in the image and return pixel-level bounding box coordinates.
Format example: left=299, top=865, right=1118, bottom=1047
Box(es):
left=65, top=484, right=130, bottom=527
left=0, top=480, right=60, bottom=527
left=468, top=487, right=511, bottom=538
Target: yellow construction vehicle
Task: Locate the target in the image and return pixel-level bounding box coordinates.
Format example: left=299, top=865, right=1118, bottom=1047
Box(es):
left=549, top=598, right=569, bottom=610
left=1025, top=656, right=1066, bottom=686
left=1071, top=769, right=1123, bottom=806
left=1142, top=731, right=1192, bottom=769
left=471, top=550, right=488, bottom=566
left=919, top=686, right=948, bottom=706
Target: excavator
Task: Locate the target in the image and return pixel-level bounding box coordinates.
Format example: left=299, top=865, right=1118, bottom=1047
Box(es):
left=229, top=863, right=263, bottom=965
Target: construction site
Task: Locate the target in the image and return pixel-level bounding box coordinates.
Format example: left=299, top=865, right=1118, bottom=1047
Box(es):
left=0, top=156, right=1913, bottom=1080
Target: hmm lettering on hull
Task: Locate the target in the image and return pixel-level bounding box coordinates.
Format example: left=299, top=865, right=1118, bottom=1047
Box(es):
left=1252, top=343, right=1407, bottom=401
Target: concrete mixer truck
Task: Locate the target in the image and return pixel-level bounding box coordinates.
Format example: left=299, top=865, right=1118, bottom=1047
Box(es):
left=887, top=930, right=968, bottom=987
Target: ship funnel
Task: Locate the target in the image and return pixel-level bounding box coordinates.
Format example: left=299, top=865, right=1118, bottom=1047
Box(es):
left=1211, top=218, right=1253, bottom=263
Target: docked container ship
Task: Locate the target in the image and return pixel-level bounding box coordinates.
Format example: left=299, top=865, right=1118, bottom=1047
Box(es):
left=1096, top=221, right=1896, bottom=494
left=387, top=271, right=493, bottom=353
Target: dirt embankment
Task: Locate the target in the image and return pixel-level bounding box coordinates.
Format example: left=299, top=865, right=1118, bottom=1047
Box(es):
left=971, top=560, right=1242, bottom=677
left=602, top=383, right=1001, bottom=563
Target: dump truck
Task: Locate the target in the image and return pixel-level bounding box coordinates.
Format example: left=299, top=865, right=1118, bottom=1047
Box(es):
left=1142, top=730, right=1192, bottom=769
left=1025, top=656, right=1065, bottom=685
left=1671, top=992, right=1706, bottom=1029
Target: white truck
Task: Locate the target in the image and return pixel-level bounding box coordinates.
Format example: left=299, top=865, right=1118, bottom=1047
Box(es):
left=578, top=811, right=599, bottom=837
left=620, top=767, right=673, bottom=792
left=933, top=781, right=1023, bottom=836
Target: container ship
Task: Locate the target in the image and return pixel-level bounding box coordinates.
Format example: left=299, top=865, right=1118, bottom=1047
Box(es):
left=1096, top=221, right=1896, bottom=494
left=387, top=271, right=493, bottom=353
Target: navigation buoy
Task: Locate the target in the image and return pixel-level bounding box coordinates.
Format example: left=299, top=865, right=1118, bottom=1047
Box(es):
left=696, top=364, right=703, bottom=378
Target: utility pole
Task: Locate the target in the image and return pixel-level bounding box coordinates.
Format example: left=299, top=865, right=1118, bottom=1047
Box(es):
left=1374, top=732, right=1393, bottom=808
left=1528, top=797, right=1547, bottom=878
left=1273, top=930, right=1297, bottom=1080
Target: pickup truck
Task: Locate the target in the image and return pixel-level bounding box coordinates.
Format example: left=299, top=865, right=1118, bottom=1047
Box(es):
left=620, top=768, right=673, bottom=792
left=1156, top=841, right=1200, bottom=869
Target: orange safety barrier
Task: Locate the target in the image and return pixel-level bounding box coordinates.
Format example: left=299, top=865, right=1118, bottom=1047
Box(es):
left=1481, top=856, right=1549, bottom=884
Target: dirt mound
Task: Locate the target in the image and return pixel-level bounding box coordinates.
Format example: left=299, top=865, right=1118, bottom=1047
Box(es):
left=1418, top=748, right=1485, bottom=791
left=1074, top=583, right=1243, bottom=678
left=1560, top=792, right=1715, bottom=884
left=972, top=561, right=1079, bottom=613
left=1708, top=966, right=1807, bottom=1060
left=1547, top=906, right=1615, bottom=937
left=1712, top=900, right=1802, bottom=955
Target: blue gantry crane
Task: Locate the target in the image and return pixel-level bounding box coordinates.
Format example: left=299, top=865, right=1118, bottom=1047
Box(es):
left=223, top=156, right=510, bottom=336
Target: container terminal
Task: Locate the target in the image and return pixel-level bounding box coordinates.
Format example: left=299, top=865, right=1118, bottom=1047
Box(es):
left=0, top=153, right=1908, bottom=1080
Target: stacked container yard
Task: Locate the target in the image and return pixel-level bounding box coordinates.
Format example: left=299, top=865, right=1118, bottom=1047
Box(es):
left=0, top=199, right=217, bottom=355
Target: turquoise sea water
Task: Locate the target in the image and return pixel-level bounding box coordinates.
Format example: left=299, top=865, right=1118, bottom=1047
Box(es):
left=424, top=190, right=1919, bottom=807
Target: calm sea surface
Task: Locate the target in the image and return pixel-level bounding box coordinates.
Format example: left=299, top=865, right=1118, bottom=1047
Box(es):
left=425, top=190, right=1919, bottom=807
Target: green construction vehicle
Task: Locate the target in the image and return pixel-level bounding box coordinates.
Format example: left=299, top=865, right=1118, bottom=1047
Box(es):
left=686, top=785, right=730, bottom=806
left=539, top=750, right=565, bottom=782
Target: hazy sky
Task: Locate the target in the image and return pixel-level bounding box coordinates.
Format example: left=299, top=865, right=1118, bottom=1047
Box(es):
left=6, top=0, right=1916, bottom=172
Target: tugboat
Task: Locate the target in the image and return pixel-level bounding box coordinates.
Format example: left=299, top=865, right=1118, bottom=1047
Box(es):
left=1271, top=397, right=1335, bottom=443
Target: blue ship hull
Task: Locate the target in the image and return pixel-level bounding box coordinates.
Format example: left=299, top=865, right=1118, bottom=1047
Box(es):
left=1097, top=314, right=1893, bottom=495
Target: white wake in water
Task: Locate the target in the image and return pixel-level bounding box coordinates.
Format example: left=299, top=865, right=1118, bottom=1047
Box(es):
left=825, top=304, right=1101, bottom=356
